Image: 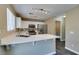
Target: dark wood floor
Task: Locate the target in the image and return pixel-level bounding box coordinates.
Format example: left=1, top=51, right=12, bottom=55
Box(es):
left=0, top=39, right=77, bottom=55
left=55, top=39, right=77, bottom=55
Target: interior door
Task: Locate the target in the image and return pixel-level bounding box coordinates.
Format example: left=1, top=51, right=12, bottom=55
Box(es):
left=55, top=21, right=60, bottom=36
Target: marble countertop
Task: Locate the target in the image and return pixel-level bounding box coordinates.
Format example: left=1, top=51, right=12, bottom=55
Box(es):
left=1, top=33, right=60, bottom=45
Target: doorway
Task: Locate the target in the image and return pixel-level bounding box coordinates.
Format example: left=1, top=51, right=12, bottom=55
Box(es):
left=55, top=17, right=66, bottom=54
left=55, top=21, right=60, bottom=36
left=55, top=17, right=65, bottom=41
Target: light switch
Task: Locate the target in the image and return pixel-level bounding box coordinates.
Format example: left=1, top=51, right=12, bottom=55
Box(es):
left=70, top=31, right=74, bottom=34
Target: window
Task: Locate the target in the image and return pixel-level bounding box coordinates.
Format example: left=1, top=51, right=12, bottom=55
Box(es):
left=7, top=8, right=15, bottom=31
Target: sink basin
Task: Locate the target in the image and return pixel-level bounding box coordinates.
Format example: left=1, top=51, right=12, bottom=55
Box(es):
left=17, top=35, right=30, bottom=37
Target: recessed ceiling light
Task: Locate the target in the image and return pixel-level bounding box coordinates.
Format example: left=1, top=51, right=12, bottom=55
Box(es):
left=63, top=16, right=66, bottom=18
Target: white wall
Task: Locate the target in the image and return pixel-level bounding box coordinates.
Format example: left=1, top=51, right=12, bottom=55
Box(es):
left=65, top=6, right=79, bottom=54
left=45, top=18, right=55, bottom=34
left=55, top=16, right=64, bottom=21
left=21, top=21, right=45, bottom=28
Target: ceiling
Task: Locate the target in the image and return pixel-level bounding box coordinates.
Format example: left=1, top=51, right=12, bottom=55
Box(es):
left=13, top=4, right=78, bottom=20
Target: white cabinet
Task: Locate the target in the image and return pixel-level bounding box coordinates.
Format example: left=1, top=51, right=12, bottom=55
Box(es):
left=16, top=17, right=22, bottom=28
left=21, top=21, right=45, bottom=28
left=16, top=18, right=46, bottom=29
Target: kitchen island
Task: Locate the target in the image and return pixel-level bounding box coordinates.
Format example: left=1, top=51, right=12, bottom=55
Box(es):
left=1, top=34, right=60, bottom=55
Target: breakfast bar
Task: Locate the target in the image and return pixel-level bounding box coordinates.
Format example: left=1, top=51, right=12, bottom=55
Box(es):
left=1, top=34, right=60, bottom=55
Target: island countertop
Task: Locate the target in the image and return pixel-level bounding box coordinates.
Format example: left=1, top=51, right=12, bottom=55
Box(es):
left=1, top=34, right=60, bottom=45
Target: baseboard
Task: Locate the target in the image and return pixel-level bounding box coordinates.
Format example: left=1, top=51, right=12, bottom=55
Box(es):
left=65, top=47, right=79, bottom=55
left=46, top=52, right=56, bottom=55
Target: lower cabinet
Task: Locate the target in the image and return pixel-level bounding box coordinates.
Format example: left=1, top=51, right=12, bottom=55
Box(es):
left=7, top=39, right=56, bottom=55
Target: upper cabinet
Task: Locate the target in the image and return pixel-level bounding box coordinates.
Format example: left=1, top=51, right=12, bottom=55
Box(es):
left=15, top=17, right=46, bottom=29
left=21, top=21, right=45, bottom=28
